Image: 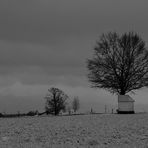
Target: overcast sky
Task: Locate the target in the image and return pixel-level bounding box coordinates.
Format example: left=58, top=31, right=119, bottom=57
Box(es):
left=0, top=0, right=148, bottom=113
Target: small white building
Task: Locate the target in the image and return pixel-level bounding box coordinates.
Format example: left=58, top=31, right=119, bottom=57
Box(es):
left=117, top=95, right=135, bottom=114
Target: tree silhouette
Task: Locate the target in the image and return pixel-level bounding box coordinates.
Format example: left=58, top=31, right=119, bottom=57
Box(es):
left=72, top=96, right=80, bottom=113
left=87, top=32, right=148, bottom=95
left=45, top=87, right=68, bottom=115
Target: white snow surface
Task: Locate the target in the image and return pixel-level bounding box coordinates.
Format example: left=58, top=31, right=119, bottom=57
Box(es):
left=0, top=114, right=148, bottom=148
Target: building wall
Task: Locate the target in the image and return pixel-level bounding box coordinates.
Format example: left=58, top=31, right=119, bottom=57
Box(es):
left=118, top=102, right=134, bottom=111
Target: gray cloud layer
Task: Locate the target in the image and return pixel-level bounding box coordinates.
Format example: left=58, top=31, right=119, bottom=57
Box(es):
left=0, top=1, right=148, bottom=112
left=0, top=0, right=148, bottom=43
left=0, top=0, right=148, bottom=68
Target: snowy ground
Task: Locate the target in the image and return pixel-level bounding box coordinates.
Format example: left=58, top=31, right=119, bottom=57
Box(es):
left=0, top=114, right=148, bottom=148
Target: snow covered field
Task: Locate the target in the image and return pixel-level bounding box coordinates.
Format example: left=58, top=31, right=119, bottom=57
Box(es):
left=0, top=114, right=148, bottom=148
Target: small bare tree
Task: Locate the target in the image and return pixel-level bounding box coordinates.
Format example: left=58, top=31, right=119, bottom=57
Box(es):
left=45, top=87, right=68, bottom=115
left=67, top=106, right=72, bottom=115
left=72, top=96, right=80, bottom=113
left=87, top=32, right=148, bottom=95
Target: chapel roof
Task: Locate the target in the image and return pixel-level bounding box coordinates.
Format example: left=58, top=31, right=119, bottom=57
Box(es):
left=118, top=95, right=135, bottom=102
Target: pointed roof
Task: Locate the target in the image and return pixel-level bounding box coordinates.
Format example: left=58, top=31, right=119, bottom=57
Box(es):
left=118, top=95, right=135, bottom=102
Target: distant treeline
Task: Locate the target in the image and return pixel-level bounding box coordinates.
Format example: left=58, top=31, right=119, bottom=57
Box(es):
left=0, top=111, right=47, bottom=118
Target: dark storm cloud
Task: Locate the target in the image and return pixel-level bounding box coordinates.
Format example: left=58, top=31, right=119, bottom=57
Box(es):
left=0, top=0, right=147, bottom=78
left=0, top=41, right=82, bottom=67
left=0, top=0, right=148, bottom=43
left=0, top=0, right=147, bottom=70
left=0, top=0, right=147, bottom=85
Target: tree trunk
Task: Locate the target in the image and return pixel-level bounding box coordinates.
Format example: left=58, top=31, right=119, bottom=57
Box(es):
left=120, top=89, right=126, bottom=95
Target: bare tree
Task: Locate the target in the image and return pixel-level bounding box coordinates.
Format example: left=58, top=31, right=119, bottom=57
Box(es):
left=72, top=96, right=80, bottom=113
left=44, top=87, right=68, bottom=115
left=87, top=32, right=148, bottom=95
left=67, top=106, right=72, bottom=115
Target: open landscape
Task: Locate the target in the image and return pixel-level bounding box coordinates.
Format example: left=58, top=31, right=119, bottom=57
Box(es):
left=0, top=1, right=148, bottom=148
left=0, top=114, right=148, bottom=148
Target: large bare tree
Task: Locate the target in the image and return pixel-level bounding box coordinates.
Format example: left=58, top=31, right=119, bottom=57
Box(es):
left=45, top=87, right=68, bottom=115
left=87, top=32, right=148, bottom=95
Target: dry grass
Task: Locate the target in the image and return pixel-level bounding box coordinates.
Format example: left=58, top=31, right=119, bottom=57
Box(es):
left=0, top=114, right=148, bottom=147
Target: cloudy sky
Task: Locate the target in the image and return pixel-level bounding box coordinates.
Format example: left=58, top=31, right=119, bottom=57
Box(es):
left=0, top=0, right=148, bottom=113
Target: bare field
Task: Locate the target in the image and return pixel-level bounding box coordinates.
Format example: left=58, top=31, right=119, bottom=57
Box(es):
left=0, top=114, right=148, bottom=148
